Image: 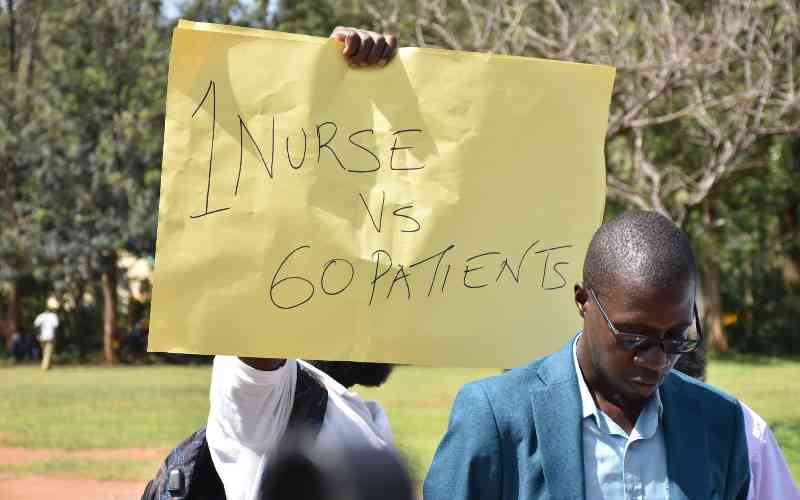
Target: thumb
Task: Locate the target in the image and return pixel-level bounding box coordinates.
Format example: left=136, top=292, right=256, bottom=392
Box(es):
left=329, top=27, right=351, bottom=55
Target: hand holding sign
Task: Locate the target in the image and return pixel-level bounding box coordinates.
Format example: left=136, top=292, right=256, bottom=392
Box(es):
left=330, top=27, right=398, bottom=66
left=149, top=21, right=614, bottom=368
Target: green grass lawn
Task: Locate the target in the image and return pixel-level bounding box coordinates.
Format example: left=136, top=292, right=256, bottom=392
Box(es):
left=0, top=359, right=797, bottom=486
left=707, top=356, right=800, bottom=480
left=0, top=365, right=212, bottom=450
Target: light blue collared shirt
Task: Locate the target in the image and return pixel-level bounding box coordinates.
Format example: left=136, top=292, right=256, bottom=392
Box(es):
left=573, top=335, right=670, bottom=500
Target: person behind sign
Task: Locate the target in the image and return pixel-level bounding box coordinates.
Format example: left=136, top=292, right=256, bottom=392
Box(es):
left=424, top=210, right=750, bottom=500
left=674, top=349, right=800, bottom=500
left=142, top=27, right=401, bottom=500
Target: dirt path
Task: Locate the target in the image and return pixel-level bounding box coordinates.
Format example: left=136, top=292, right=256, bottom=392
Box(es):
left=0, top=447, right=168, bottom=500
left=0, top=475, right=147, bottom=500
left=0, top=446, right=169, bottom=465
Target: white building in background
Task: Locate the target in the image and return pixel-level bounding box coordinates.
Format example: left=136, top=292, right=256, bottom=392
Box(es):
left=117, top=251, right=154, bottom=325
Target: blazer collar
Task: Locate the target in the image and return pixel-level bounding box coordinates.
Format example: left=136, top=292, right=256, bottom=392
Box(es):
left=660, top=374, right=710, bottom=500
left=529, top=337, right=585, bottom=500
left=535, top=335, right=580, bottom=386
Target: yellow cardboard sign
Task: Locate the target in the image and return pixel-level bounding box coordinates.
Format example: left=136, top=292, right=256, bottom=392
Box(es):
left=149, top=21, right=615, bottom=368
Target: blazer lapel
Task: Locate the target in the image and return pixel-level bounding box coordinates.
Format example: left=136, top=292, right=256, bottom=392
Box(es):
left=529, top=340, right=585, bottom=500
left=661, top=376, right=710, bottom=500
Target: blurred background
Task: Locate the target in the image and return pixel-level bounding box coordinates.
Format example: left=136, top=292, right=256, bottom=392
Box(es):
left=1, top=1, right=798, bottom=498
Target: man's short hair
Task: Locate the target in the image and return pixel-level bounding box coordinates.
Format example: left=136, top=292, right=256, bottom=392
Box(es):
left=582, top=210, right=697, bottom=295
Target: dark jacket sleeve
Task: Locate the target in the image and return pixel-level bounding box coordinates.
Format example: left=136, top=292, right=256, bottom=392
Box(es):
left=728, top=401, right=751, bottom=500
left=423, top=382, right=502, bottom=500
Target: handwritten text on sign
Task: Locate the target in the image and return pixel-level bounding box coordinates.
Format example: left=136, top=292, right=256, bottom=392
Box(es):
left=149, top=21, right=615, bottom=368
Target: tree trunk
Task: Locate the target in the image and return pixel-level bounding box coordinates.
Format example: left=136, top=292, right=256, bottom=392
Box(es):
left=101, top=252, right=118, bottom=364
left=702, top=261, right=728, bottom=352
left=783, top=257, right=800, bottom=286
left=700, top=203, right=729, bottom=352
left=6, top=0, right=17, bottom=75
left=781, top=205, right=800, bottom=287
left=2, top=279, right=21, bottom=347
left=783, top=138, right=800, bottom=287
left=2, top=1, right=22, bottom=349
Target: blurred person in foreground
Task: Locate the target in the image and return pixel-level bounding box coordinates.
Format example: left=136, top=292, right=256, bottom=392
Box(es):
left=425, top=210, right=751, bottom=500
left=261, top=426, right=413, bottom=500
left=675, top=349, right=800, bottom=499
left=142, top=27, right=400, bottom=500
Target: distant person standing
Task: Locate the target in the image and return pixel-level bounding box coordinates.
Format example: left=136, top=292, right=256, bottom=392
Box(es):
left=9, top=330, right=24, bottom=362
left=34, top=298, right=59, bottom=370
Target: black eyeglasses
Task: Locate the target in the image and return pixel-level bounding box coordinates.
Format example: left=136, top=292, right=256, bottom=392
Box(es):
left=589, top=289, right=703, bottom=354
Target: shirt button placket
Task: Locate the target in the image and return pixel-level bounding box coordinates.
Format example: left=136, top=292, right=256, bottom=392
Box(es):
left=623, top=444, right=645, bottom=500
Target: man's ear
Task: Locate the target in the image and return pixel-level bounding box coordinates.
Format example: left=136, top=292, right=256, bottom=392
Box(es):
left=574, top=283, right=589, bottom=318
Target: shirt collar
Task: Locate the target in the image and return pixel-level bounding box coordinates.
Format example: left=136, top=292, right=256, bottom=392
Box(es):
left=573, top=334, right=600, bottom=422
left=572, top=333, right=663, bottom=435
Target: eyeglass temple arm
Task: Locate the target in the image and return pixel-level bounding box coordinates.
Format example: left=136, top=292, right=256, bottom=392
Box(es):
left=694, top=303, right=703, bottom=343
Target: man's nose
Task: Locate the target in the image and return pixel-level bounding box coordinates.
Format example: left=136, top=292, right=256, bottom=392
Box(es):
left=634, top=342, right=671, bottom=370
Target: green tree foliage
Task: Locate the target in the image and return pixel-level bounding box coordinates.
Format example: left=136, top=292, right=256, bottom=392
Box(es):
left=21, top=0, right=167, bottom=362
left=707, top=137, right=800, bottom=355
left=0, top=0, right=168, bottom=360
left=176, top=0, right=254, bottom=25
left=176, top=0, right=375, bottom=35
left=272, top=0, right=372, bottom=36
left=0, top=0, right=49, bottom=344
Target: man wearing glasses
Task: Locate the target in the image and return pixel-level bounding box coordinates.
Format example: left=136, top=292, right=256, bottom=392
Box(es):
left=425, top=210, right=750, bottom=500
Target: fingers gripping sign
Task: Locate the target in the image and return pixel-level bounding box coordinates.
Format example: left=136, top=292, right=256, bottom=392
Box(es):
left=330, top=27, right=398, bottom=67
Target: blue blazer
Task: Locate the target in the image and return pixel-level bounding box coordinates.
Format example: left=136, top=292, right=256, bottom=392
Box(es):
left=424, top=339, right=750, bottom=500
